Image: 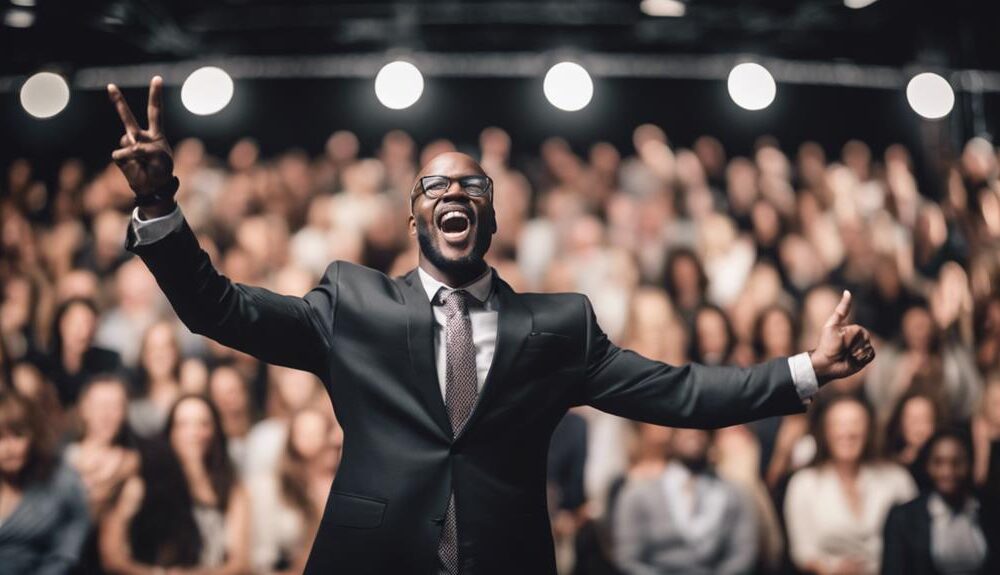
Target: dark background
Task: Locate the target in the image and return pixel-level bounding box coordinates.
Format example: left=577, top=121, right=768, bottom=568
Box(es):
left=3, top=0, right=999, bottom=192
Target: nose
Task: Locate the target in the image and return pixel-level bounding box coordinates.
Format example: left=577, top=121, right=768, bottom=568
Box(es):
left=440, top=181, right=472, bottom=202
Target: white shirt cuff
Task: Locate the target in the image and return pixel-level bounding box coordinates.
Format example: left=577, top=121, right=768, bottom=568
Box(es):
left=787, top=351, right=820, bottom=405
left=131, top=205, right=184, bottom=246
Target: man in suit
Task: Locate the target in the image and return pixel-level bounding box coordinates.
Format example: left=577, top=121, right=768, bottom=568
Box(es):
left=107, top=76, right=876, bottom=575
left=613, top=428, right=758, bottom=575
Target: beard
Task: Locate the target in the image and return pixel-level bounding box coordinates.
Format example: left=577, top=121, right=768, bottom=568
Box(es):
left=676, top=454, right=710, bottom=474
left=416, top=210, right=494, bottom=276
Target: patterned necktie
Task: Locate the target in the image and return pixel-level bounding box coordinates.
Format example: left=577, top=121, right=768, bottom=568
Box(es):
left=436, top=289, right=479, bottom=575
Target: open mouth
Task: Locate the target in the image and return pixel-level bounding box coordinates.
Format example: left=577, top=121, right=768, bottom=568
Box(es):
left=436, top=206, right=475, bottom=244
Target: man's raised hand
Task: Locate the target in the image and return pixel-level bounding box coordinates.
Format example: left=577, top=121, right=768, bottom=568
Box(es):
left=808, top=290, right=876, bottom=385
left=108, top=76, right=175, bottom=209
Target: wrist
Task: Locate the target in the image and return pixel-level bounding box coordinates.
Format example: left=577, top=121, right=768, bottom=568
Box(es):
left=135, top=176, right=179, bottom=219
left=807, top=349, right=830, bottom=386
left=137, top=199, right=177, bottom=220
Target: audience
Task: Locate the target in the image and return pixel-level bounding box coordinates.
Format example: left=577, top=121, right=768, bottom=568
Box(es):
left=2, top=125, right=1000, bottom=574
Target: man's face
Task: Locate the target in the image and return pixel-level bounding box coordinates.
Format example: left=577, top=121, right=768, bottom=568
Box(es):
left=409, top=153, right=497, bottom=274
left=670, top=428, right=711, bottom=471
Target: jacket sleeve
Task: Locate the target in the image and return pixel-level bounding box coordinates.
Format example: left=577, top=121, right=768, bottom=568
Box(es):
left=125, top=215, right=336, bottom=378
left=574, top=295, right=805, bottom=428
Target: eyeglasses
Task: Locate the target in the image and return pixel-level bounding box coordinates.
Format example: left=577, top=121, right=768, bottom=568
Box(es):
left=412, top=175, right=493, bottom=200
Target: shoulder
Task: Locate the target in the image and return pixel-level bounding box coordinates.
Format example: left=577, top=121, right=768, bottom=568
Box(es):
left=786, top=466, right=824, bottom=494
left=885, top=494, right=927, bottom=526
left=617, top=475, right=660, bottom=506
left=869, top=462, right=917, bottom=487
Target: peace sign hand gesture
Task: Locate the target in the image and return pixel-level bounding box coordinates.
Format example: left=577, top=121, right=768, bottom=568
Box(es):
left=107, top=76, right=176, bottom=214
left=808, top=290, right=876, bottom=385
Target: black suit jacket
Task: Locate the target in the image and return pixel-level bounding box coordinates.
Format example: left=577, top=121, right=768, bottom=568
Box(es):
left=882, top=493, right=999, bottom=575
left=125, top=218, right=807, bottom=575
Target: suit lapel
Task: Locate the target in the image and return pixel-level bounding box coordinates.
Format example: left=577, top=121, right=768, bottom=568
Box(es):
left=402, top=269, right=454, bottom=440
left=453, top=273, right=532, bottom=444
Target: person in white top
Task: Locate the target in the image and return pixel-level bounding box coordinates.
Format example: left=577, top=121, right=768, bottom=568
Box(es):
left=784, top=394, right=917, bottom=575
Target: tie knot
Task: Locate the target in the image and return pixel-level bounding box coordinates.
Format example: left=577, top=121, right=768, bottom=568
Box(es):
left=437, top=289, right=471, bottom=317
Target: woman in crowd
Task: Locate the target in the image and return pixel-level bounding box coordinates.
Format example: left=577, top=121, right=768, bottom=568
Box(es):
left=688, top=302, right=736, bottom=366
left=884, top=390, right=948, bottom=489
left=65, top=374, right=139, bottom=516
left=207, top=365, right=255, bottom=477
left=882, top=429, right=999, bottom=574
left=866, top=301, right=981, bottom=423
left=0, top=390, right=91, bottom=575
left=249, top=407, right=342, bottom=574
left=43, top=298, right=122, bottom=407
left=245, top=365, right=328, bottom=478
left=128, top=321, right=182, bottom=439
left=64, top=373, right=140, bottom=574
left=100, top=394, right=251, bottom=574
left=784, top=393, right=917, bottom=575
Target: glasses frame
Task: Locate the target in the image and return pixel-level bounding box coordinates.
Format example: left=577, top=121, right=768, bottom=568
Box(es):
left=411, top=174, right=494, bottom=203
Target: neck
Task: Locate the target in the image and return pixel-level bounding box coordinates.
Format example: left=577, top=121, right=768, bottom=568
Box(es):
left=831, top=459, right=860, bottom=477
left=418, top=257, right=488, bottom=288
left=938, top=488, right=971, bottom=510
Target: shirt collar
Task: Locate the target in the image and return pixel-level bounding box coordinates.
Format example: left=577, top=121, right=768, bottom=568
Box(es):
left=417, top=265, right=494, bottom=306
left=928, top=492, right=980, bottom=519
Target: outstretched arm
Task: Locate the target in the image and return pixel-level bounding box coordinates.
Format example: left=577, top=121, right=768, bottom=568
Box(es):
left=108, top=77, right=336, bottom=377
left=575, top=290, right=874, bottom=428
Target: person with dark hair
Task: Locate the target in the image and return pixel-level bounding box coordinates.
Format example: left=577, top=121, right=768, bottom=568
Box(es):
left=661, top=247, right=709, bottom=326
left=0, top=390, right=91, bottom=574
left=64, top=373, right=140, bottom=575
left=688, top=302, right=737, bottom=366
left=127, top=320, right=182, bottom=439
left=41, top=298, right=122, bottom=407
left=99, top=394, right=250, bottom=574
left=108, top=77, right=877, bottom=574
left=883, top=390, right=948, bottom=489
left=866, top=300, right=981, bottom=422
left=613, top=427, right=759, bottom=575
left=784, top=394, right=916, bottom=575
left=249, top=407, right=343, bottom=574
left=882, top=429, right=1000, bottom=575
left=65, top=373, right=140, bottom=516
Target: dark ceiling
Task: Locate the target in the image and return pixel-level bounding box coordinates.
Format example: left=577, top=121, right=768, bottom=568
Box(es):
left=2, top=0, right=998, bottom=77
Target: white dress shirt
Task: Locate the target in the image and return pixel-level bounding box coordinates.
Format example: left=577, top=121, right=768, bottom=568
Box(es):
left=416, top=265, right=499, bottom=401
left=928, top=493, right=987, bottom=575
left=130, top=205, right=821, bottom=405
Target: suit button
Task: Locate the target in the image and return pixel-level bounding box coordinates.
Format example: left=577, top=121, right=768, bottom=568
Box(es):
left=432, top=515, right=444, bottom=525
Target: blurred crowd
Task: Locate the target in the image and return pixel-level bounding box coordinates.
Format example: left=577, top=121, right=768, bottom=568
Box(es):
left=1, top=123, right=1000, bottom=575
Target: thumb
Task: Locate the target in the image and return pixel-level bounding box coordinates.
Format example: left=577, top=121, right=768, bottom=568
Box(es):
left=824, top=289, right=852, bottom=329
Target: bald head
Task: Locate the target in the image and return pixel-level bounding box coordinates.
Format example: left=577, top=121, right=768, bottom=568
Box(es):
left=415, top=152, right=487, bottom=183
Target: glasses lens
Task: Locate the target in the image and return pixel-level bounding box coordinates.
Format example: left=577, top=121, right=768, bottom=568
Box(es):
left=422, top=176, right=450, bottom=196
left=460, top=176, right=489, bottom=196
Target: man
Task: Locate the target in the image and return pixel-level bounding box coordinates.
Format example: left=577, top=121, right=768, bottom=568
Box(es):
left=107, top=77, right=876, bottom=575
left=613, top=427, right=758, bottom=575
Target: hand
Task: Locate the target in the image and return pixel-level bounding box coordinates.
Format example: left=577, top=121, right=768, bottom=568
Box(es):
left=107, top=76, right=175, bottom=216
left=808, top=290, right=875, bottom=385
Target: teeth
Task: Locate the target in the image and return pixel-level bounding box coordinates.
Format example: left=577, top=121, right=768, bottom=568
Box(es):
left=441, top=211, right=468, bottom=223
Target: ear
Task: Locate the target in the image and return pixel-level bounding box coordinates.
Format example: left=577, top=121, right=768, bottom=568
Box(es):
left=488, top=205, right=498, bottom=235
left=407, top=214, right=416, bottom=236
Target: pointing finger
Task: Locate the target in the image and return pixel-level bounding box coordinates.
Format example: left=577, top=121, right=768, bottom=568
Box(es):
left=825, top=290, right=852, bottom=328
left=148, top=76, right=163, bottom=135
left=107, top=83, right=140, bottom=143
